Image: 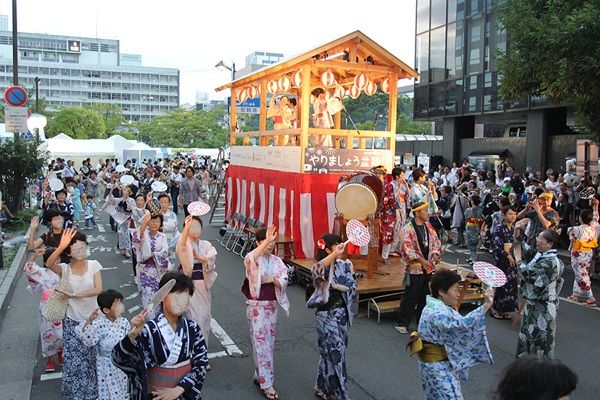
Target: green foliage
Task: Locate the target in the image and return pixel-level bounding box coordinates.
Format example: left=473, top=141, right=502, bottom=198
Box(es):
left=134, top=108, right=228, bottom=148
left=397, top=114, right=432, bottom=134
left=87, top=103, right=125, bottom=136
left=0, top=139, right=47, bottom=211
left=46, top=107, right=107, bottom=139
left=497, top=0, right=600, bottom=140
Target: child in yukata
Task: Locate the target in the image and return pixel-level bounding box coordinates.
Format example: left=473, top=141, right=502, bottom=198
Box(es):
left=84, top=194, right=98, bottom=230
left=76, top=289, right=130, bottom=400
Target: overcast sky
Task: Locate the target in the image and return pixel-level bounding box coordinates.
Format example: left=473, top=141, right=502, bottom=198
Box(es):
left=2, top=0, right=416, bottom=104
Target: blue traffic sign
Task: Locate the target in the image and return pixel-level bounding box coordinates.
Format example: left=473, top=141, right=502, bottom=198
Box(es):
left=4, top=86, right=28, bottom=107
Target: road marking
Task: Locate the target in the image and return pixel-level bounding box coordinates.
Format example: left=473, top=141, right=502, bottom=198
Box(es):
left=120, top=283, right=133, bottom=287
left=125, top=292, right=138, bottom=300
left=208, top=351, right=228, bottom=359
left=103, top=266, right=118, bottom=271
left=128, top=305, right=141, bottom=314
left=122, top=259, right=130, bottom=264
left=559, top=297, right=600, bottom=311
left=97, top=224, right=105, bottom=232
left=40, top=372, right=62, bottom=381
left=210, top=318, right=243, bottom=357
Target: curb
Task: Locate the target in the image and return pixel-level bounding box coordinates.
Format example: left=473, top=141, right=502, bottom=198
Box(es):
left=0, top=226, right=32, bottom=321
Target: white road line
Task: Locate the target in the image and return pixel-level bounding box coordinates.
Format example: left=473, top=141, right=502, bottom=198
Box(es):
left=120, top=283, right=133, bottom=287
left=559, top=297, right=600, bottom=311
left=97, top=224, right=105, bottom=232
left=122, top=259, right=130, bottom=264
left=40, top=372, right=62, bottom=381
left=210, top=318, right=243, bottom=357
left=208, top=350, right=228, bottom=359
left=128, top=305, right=140, bottom=314
left=103, top=266, right=118, bottom=271
left=125, top=292, right=138, bottom=300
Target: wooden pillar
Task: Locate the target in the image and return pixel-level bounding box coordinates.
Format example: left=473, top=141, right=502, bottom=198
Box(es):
left=334, top=112, right=341, bottom=149
left=230, top=88, right=237, bottom=146
left=300, top=64, right=311, bottom=172
left=387, top=71, right=399, bottom=154
left=260, top=80, right=268, bottom=146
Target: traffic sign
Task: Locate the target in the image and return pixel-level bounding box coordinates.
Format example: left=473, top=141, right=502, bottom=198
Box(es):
left=4, top=86, right=28, bottom=107
left=5, top=106, right=29, bottom=133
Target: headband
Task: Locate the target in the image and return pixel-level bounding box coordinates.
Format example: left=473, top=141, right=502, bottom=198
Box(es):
left=412, top=201, right=429, bottom=212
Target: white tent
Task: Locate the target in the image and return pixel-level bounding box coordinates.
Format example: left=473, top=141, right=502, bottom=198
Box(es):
left=47, top=134, right=142, bottom=165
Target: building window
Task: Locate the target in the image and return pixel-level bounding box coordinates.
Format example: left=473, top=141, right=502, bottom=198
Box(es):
left=416, top=32, right=429, bottom=84
left=417, top=0, right=430, bottom=34
left=414, top=85, right=429, bottom=118
left=468, top=0, right=482, bottom=15
left=448, top=0, right=457, bottom=22
left=467, top=17, right=483, bottom=74
left=429, top=83, right=445, bottom=117
left=464, top=74, right=481, bottom=113
left=431, top=0, right=447, bottom=28
left=430, top=26, right=446, bottom=83
left=446, top=22, right=456, bottom=79
left=445, top=79, right=463, bottom=115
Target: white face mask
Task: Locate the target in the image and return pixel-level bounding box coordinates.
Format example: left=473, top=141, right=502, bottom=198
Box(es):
left=71, top=242, right=87, bottom=260
left=189, top=223, right=202, bottom=238
left=51, top=218, right=64, bottom=229
left=114, top=303, right=125, bottom=317
left=68, top=187, right=75, bottom=194
left=168, top=292, right=190, bottom=315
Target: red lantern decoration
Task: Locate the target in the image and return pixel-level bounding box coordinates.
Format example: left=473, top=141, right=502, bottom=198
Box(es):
left=247, top=86, right=258, bottom=99
left=380, top=78, right=391, bottom=94
left=278, top=76, right=291, bottom=92
left=238, top=89, right=248, bottom=103
left=349, top=85, right=361, bottom=99
left=267, top=80, right=278, bottom=94
left=364, top=80, right=377, bottom=96
left=334, top=85, right=346, bottom=99
left=292, top=70, right=303, bottom=87
left=321, top=71, right=336, bottom=87
left=354, top=73, right=367, bottom=90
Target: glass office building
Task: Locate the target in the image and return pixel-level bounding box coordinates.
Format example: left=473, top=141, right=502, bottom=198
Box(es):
left=412, top=0, right=579, bottom=172
left=0, top=31, right=179, bottom=122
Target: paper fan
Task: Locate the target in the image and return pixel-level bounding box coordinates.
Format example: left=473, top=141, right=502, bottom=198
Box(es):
left=473, top=262, right=507, bottom=288
left=187, top=201, right=211, bottom=216
left=151, top=181, right=168, bottom=192
left=115, top=165, right=127, bottom=173
left=120, top=175, right=135, bottom=185
left=48, top=178, right=64, bottom=192
left=345, top=219, right=370, bottom=247
left=579, top=187, right=596, bottom=200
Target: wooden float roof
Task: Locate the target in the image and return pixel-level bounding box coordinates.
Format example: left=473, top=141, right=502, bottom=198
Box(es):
left=215, top=30, right=419, bottom=92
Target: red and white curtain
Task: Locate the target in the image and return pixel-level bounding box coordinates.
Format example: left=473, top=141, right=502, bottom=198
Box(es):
left=225, top=165, right=343, bottom=259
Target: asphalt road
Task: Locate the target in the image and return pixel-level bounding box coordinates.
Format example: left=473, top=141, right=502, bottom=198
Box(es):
left=13, top=216, right=600, bottom=400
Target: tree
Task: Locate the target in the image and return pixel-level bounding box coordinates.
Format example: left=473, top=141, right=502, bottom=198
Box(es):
left=397, top=114, right=432, bottom=134
left=46, top=107, right=107, bottom=139
left=87, top=103, right=125, bottom=136
left=0, top=139, right=47, bottom=212
left=497, top=0, right=600, bottom=140
left=134, top=108, right=227, bottom=148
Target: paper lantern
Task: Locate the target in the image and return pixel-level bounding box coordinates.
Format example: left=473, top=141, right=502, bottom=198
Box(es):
left=364, top=80, right=377, bottom=96
left=325, top=90, right=332, bottom=101
left=381, top=78, right=391, bottom=94
left=292, top=70, right=303, bottom=87
left=247, top=86, right=258, bottom=99
left=267, top=80, right=278, bottom=94
left=321, top=71, right=336, bottom=87
left=334, top=85, right=346, bottom=99
left=354, top=73, right=368, bottom=90
left=237, top=89, right=248, bottom=103
left=349, top=85, right=361, bottom=99
left=278, top=76, right=291, bottom=92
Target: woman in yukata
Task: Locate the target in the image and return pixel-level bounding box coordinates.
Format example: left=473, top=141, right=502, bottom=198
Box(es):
left=513, top=229, right=565, bottom=359
left=242, top=226, right=289, bottom=400
left=177, top=215, right=217, bottom=370
left=112, top=272, right=208, bottom=400
left=133, top=212, right=170, bottom=308
left=409, top=269, right=494, bottom=400
left=308, top=234, right=356, bottom=400
left=159, top=193, right=180, bottom=258
left=105, top=184, right=136, bottom=258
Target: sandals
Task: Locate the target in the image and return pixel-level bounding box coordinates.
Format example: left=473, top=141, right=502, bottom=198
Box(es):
left=263, top=389, right=279, bottom=399
left=314, top=388, right=329, bottom=399
left=567, top=295, right=580, bottom=302
left=490, top=310, right=510, bottom=320
left=583, top=297, right=597, bottom=307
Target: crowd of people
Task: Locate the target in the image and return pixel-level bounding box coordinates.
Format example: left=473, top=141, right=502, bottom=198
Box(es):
left=17, top=154, right=591, bottom=400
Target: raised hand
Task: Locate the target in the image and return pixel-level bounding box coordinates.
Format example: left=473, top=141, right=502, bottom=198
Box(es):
left=266, top=225, right=278, bottom=242
left=58, top=228, right=76, bottom=250
left=30, top=216, right=40, bottom=229
left=129, top=309, right=149, bottom=340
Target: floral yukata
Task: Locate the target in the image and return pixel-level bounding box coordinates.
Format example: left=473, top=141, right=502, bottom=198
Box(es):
left=490, top=222, right=518, bottom=313
left=516, top=243, right=565, bottom=359
left=464, top=204, right=484, bottom=261
left=567, top=209, right=600, bottom=301
left=243, top=250, right=289, bottom=390
left=308, top=258, right=356, bottom=400
left=381, top=178, right=398, bottom=245
left=417, top=296, right=493, bottom=400
left=105, top=194, right=136, bottom=252
left=133, top=230, right=170, bottom=307
left=112, top=312, right=208, bottom=400
left=23, top=261, right=63, bottom=358
left=178, top=237, right=217, bottom=345
left=76, top=316, right=130, bottom=400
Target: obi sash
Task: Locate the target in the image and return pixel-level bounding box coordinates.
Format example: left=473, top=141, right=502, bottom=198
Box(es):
left=148, top=360, right=191, bottom=391
left=191, top=263, right=204, bottom=280
left=241, top=279, right=276, bottom=301
left=572, top=239, right=598, bottom=252
left=407, top=331, right=448, bottom=363
left=273, top=115, right=283, bottom=124
left=466, top=217, right=483, bottom=227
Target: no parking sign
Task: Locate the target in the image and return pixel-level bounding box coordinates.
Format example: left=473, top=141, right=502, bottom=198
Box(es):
left=4, top=86, right=28, bottom=107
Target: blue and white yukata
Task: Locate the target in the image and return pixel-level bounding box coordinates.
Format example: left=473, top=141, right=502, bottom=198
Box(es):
left=417, top=296, right=493, bottom=400
left=308, top=258, right=356, bottom=400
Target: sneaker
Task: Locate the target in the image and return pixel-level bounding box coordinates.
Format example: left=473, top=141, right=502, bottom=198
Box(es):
left=394, top=326, right=408, bottom=334
left=44, top=357, right=56, bottom=372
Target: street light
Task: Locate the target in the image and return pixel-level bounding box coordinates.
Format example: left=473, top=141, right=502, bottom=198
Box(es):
left=34, top=77, right=41, bottom=113
left=215, top=60, right=236, bottom=81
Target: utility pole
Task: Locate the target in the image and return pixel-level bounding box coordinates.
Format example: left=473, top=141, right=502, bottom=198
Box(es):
left=35, top=77, right=40, bottom=113
left=11, top=0, right=19, bottom=141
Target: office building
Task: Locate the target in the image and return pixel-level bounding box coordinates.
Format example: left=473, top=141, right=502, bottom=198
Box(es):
left=413, top=0, right=581, bottom=172
left=0, top=30, right=179, bottom=122
left=236, top=51, right=284, bottom=78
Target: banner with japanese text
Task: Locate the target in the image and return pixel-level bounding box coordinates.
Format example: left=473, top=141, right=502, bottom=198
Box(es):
left=303, top=147, right=393, bottom=173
